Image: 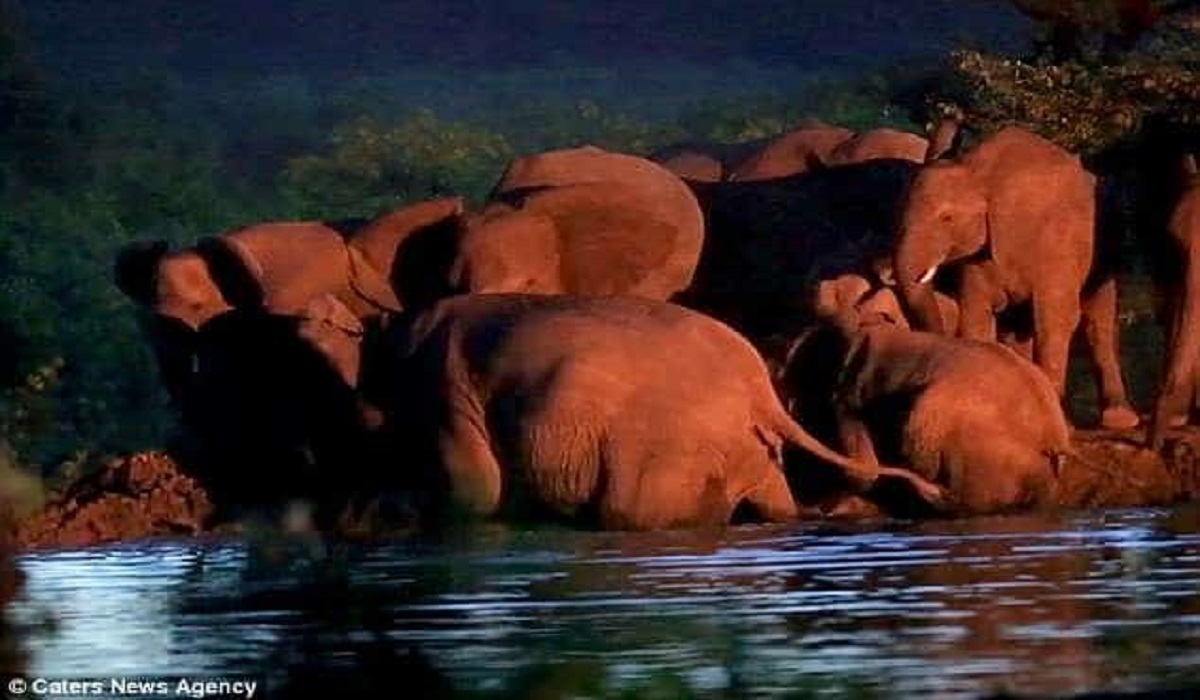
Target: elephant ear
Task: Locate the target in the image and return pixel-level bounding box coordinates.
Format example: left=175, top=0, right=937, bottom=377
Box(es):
left=296, top=294, right=365, bottom=387
left=193, top=235, right=266, bottom=309
left=347, top=197, right=466, bottom=310
left=546, top=188, right=680, bottom=296
left=350, top=197, right=465, bottom=271
left=346, top=247, right=402, bottom=313
left=114, top=239, right=171, bottom=305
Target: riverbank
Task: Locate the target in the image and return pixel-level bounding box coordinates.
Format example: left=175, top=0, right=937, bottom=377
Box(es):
left=8, top=427, right=1200, bottom=552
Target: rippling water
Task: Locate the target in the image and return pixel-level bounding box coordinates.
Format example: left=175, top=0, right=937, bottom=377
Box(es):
left=8, top=507, right=1200, bottom=698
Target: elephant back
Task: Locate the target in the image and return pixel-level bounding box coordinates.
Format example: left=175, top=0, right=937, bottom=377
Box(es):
left=489, top=146, right=705, bottom=296
left=727, top=125, right=855, bottom=181
left=212, top=222, right=355, bottom=316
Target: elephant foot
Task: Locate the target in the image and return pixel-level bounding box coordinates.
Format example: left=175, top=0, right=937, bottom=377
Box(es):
left=1168, top=414, right=1190, bottom=429
left=1100, top=405, right=1141, bottom=431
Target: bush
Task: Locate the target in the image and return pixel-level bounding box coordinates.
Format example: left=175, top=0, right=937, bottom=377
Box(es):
left=280, top=111, right=515, bottom=218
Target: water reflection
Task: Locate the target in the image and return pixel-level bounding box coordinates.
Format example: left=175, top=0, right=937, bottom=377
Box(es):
left=7, top=509, right=1200, bottom=698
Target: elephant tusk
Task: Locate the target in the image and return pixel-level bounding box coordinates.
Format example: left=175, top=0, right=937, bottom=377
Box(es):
left=917, top=265, right=939, bottom=284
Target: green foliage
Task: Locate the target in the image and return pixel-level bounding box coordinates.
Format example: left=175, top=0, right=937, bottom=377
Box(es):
left=942, top=47, right=1200, bottom=156
left=280, top=111, right=515, bottom=218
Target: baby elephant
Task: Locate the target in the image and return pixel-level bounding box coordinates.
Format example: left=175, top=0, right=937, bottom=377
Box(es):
left=378, top=295, right=945, bottom=530
left=783, top=322, right=1069, bottom=515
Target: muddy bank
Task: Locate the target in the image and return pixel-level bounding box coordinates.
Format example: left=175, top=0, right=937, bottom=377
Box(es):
left=10, top=428, right=1200, bottom=551
left=1064, top=428, right=1200, bottom=508
left=13, top=452, right=213, bottom=551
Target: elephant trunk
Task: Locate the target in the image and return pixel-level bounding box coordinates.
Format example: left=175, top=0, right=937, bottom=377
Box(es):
left=1148, top=245, right=1200, bottom=450
left=894, top=236, right=947, bottom=334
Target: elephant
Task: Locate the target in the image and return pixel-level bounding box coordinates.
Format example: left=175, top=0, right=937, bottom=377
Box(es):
left=892, top=126, right=1138, bottom=430
left=174, top=300, right=384, bottom=518
left=780, top=319, right=1069, bottom=515
left=823, top=128, right=930, bottom=168
left=680, top=158, right=921, bottom=344
left=446, top=181, right=701, bottom=300
left=114, top=199, right=462, bottom=403
left=726, top=124, right=855, bottom=181
left=813, top=273, right=960, bottom=335
left=437, top=146, right=706, bottom=300
left=646, top=139, right=769, bottom=182
left=1147, top=154, right=1200, bottom=449
left=375, top=294, right=947, bottom=530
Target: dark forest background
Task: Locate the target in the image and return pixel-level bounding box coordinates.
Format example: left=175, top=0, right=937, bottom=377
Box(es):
left=0, top=0, right=1194, bottom=480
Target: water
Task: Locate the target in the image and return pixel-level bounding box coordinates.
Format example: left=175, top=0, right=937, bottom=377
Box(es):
left=7, top=507, right=1200, bottom=698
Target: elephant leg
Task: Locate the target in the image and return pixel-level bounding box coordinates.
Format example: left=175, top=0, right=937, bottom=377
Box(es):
left=598, top=453, right=730, bottom=530
left=941, top=430, right=1058, bottom=514
left=1149, top=260, right=1200, bottom=449
left=1081, top=277, right=1139, bottom=430
left=1032, top=291, right=1081, bottom=400
left=435, top=404, right=503, bottom=518
left=739, top=465, right=800, bottom=523
left=958, top=264, right=999, bottom=342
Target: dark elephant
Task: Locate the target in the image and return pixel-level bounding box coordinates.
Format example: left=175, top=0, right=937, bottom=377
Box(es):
left=1148, top=154, right=1200, bottom=448
left=893, top=126, right=1138, bottom=430
left=680, top=158, right=921, bottom=343
left=376, top=294, right=946, bottom=530
left=175, top=303, right=383, bottom=517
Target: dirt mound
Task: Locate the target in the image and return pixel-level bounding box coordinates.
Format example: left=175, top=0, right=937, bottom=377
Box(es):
left=14, top=452, right=214, bottom=551
left=1062, top=427, right=1200, bottom=508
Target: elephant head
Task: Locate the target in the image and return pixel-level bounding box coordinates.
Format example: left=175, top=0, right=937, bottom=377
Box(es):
left=115, top=239, right=248, bottom=330
left=115, top=222, right=369, bottom=329
left=894, top=160, right=989, bottom=334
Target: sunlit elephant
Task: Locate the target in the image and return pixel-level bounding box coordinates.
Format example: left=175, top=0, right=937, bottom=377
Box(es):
left=1148, top=154, right=1200, bottom=448
left=727, top=123, right=855, bottom=181
left=444, top=146, right=706, bottom=300
left=781, top=319, right=1069, bottom=515
left=114, top=200, right=462, bottom=401
left=377, top=294, right=946, bottom=530
left=813, top=273, right=960, bottom=335
left=447, top=182, right=701, bottom=300
left=893, top=126, right=1138, bottom=429
left=646, top=139, right=769, bottom=182
left=824, top=127, right=930, bottom=167
left=681, top=158, right=920, bottom=343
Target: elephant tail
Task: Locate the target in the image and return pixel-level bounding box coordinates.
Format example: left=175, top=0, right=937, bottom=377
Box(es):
left=763, top=408, right=950, bottom=511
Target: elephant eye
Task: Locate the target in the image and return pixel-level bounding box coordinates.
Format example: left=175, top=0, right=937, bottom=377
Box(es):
left=938, top=211, right=953, bottom=222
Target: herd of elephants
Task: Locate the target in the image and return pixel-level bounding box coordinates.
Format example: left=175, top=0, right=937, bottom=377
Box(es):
left=112, top=116, right=1200, bottom=531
